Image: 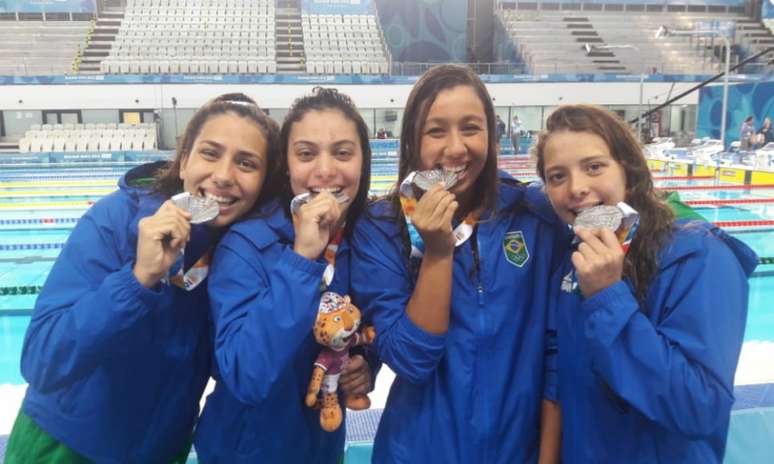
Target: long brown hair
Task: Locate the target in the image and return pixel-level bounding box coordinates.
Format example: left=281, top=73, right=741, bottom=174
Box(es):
left=154, top=93, right=280, bottom=212
left=388, top=64, right=499, bottom=220
left=534, top=104, right=675, bottom=305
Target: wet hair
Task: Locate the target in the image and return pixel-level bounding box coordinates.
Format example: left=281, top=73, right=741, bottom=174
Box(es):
left=389, top=64, right=498, bottom=218
left=271, top=87, right=372, bottom=237
left=533, top=104, right=675, bottom=305
left=744, top=115, right=754, bottom=123
left=154, top=93, right=280, bottom=210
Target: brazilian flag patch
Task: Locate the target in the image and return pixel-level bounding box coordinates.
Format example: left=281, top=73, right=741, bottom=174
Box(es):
left=503, top=231, right=529, bottom=267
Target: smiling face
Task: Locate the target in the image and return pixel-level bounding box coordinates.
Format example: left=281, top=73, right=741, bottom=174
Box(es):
left=542, top=130, right=627, bottom=225
left=179, top=112, right=267, bottom=227
left=417, top=85, right=488, bottom=209
left=287, top=109, right=363, bottom=216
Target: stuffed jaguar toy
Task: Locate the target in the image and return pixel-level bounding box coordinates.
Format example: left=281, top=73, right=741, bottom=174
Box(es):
left=305, top=291, right=375, bottom=432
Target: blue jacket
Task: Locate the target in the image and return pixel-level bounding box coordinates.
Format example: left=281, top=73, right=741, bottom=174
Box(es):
left=193, top=202, right=347, bottom=463
left=551, top=221, right=758, bottom=463
left=21, top=163, right=213, bottom=463
left=350, top=174, right=566, bottom=463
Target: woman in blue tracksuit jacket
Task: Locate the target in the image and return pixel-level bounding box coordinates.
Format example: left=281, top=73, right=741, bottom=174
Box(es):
left=350, top=65, right=566, bottom=463
left=193, top=88, right=374, bottom=463
left=535, top=105, right=758, bottom=463
left=6, top=94, right=279, bottom=464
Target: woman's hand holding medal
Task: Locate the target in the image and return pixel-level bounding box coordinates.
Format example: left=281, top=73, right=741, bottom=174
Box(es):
left=292, top=190, right=347, bottom=260
left=572, top=226, right=624, bottom=298
left=412, top=184, right=458, bottom=258
left=134, top=200, right=193, bottom=288
left=571, top=204, right=638, bottom=298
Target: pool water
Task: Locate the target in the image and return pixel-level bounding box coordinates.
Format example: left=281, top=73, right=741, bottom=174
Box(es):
left=1, top=159, right=773, bottom=387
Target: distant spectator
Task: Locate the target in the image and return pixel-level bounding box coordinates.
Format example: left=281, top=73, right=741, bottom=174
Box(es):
left=376, top=127, right=387, bottom=139
left=739, top=115, right=755, bottom=150
left=757, top=117, right=772, bottom=147
left=495, top=115, right=506, bottom=142
left=511, top=114, right=523, bottom=154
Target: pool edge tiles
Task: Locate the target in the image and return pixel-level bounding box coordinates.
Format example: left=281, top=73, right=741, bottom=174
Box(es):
left=736, top=342, right=774, bottom=386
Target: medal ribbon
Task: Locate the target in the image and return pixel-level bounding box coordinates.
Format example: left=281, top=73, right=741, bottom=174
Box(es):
left=322, top=227, right=344, bottom=289
left=291, top=201, right=345, bottom=291
left=165, top=247, right=212, bottom=291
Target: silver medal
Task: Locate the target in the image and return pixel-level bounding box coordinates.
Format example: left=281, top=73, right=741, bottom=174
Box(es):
left=171, top=192, right=220, bottom=224
left=290, top=190, right=350, bottom=215
left=574, top=205, right=623, bottom=231
left=412, top=168, right=458, bottom=192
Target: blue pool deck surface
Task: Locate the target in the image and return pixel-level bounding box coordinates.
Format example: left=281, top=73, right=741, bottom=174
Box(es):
left=2, top=388, right=774, bottom=464
left=1, top=156, right=774, bottom=461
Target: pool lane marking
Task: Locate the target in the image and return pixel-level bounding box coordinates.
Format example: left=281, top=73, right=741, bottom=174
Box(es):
left=0, top=201, right=94, bottom=209
left=0, top=180, right=118, bottom=188
left=0, top=189, right=116, bottom=198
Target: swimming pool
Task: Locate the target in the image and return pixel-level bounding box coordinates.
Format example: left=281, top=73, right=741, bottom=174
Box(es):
left=1, top=155, right=772, bottom=380
left=1, top=155, right=773, bottom=463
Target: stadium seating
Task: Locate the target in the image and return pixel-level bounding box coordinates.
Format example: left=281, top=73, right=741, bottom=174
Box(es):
left=18, top=123, right=158, bottom=153
left=0, top=21, right=90, bottom=76
left=500, top=9, right=745, bottom=75
left=101, top=0, right=276, bottom=74
left=302, top=13, right=390, bottom=75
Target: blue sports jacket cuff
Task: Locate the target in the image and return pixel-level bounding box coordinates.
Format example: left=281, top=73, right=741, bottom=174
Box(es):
left=580, top=280, right=638, bottom=347
left=122, top=263, right=164, bottom=307
left=543, top=376, right=558, bottom=401
left=283, top=247, right=327, bottom=278
left=396, top=311, right=447, bottom=349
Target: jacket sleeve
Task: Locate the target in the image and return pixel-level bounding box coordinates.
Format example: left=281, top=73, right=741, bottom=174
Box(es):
left=208, top=233, right=326, bottom=405
left=21, top=200, right=163, bottom=393
left=543, top=265, right=563, bottom=402
left=350, top=217, right=446, bottom=385
left=580, top=237, right=748, bottom=437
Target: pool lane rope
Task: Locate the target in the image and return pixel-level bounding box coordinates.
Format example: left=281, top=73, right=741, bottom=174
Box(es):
left=660, top=184, right=774, bottom=191
left=0, top=285, right=43, bottom=295
left=653, top=175, right=715, bottom=180
left=0, top=218, right=79, bottom=225
left=0, top=243, right=64, bottom=250
left=712, top=220, right=774, bottom=228
left=685, top=198, right=774, bottom=206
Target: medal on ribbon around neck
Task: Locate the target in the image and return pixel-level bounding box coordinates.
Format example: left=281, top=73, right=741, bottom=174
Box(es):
left=162, top=192, right=219, bottom=291
left=398, top=169, right=478, bottom=259
left=289, top=190, right=349, bottom=290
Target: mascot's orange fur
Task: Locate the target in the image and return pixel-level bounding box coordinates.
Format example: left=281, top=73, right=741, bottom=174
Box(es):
left=305, top=292, right=375, bottom=432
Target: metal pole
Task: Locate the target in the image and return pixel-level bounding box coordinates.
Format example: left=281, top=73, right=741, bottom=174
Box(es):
left=638, top=70, right=645, bottom=142
left=720, top=36, right=730, bottom=149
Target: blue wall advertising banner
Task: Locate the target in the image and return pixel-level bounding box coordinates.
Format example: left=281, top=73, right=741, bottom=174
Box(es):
left=763, top=0, right=774, bottom=20
left=496, top=0, right=744, bottom=5
left=374, top=0, right=467, bottom=63
left=0, top=73, right=743, bottom=86
left=697, top=79, right=774, bottom=144
left=0, top=0, right=95, bottom=13
left=301, top=0, right=372, bottom=15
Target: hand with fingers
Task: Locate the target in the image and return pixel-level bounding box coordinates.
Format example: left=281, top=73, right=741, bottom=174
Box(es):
left=340, top=354, right=373, bottom=410
left=293, top=191, right=343, bottom=260
left=412, top=184, right=459, bottom=258
left=133, top=200, right=192, bottom=288
left=572, top=227, right=625, bottom=298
